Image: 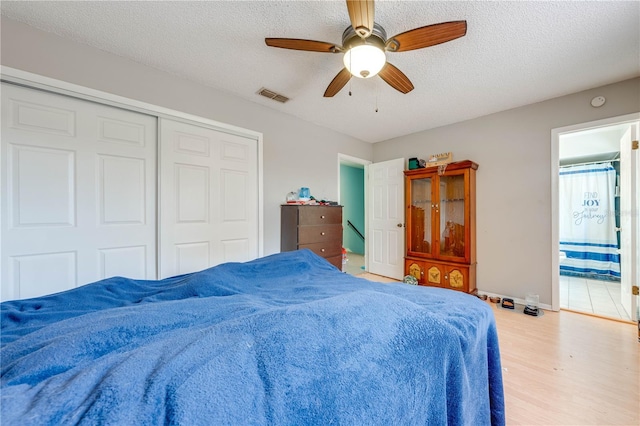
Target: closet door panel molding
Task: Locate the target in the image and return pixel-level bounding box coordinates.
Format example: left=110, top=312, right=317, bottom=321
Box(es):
left=159, top=118, right=259, bottom=279
left=1, top=83, right=157, bottom=301
left=1, top=67, right=263, bottom=301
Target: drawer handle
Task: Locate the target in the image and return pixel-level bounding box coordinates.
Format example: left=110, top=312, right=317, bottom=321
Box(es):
left=321, top=232, right=326, bottom=235
left=321, top=248, right=325, bottom=252
left=320, top=215, right=325, bottom=219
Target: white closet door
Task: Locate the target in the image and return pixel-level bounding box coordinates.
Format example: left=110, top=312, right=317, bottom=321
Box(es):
left=159, top=118, right=258, bottom=278
left=1, top=83, right=157, bottom=301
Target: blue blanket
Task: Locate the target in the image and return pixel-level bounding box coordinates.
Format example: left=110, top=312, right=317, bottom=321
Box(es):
left=1, top=249, right=504, bottom=425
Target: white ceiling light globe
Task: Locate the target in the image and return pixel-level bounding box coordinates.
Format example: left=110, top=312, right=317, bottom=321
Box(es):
left=343, top=45, right=386, bottom=79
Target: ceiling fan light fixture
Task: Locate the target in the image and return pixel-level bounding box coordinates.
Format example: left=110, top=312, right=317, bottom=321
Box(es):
left=266, top=3, right=466, bottom=96
left=343, top=44, right=386, bottom=79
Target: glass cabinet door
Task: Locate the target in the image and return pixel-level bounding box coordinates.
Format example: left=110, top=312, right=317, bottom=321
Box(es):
left=439, top=173, right=466, bottom=258
left=409, top=176, right=432, bottom=255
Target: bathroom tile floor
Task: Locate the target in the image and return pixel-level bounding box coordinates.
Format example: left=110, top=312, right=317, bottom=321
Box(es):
left=559, top=275, right=631, bottom=321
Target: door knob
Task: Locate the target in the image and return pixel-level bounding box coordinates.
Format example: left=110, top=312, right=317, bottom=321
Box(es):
left=397, top=223, right=403, bottom=227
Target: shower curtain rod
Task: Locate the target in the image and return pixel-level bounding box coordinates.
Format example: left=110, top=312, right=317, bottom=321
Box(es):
left=559, top=158, right=620, bottom=168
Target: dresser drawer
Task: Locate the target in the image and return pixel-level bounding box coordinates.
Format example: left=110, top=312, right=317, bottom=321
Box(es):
left=298, top=206, right=342, bottom=225
left=299, top=242, right=342, bottom=258
left=298, top=224, right=342, bottom=245
left=281, top=204, right=343, bottom=257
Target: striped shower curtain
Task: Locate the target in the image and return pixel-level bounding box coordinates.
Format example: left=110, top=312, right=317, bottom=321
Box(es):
left=559, top=162, right=620, bottom=279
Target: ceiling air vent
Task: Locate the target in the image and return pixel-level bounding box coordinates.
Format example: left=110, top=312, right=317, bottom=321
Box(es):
left=257, top=87, right=290, bottom=103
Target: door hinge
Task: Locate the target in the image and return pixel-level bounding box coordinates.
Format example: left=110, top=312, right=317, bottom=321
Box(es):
left=632, top=140, right=639, bottom=150
left=633, top=285, right=639, bottom=296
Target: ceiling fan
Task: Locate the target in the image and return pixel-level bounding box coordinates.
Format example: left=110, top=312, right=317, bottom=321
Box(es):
left=265, top=0, right=467, bottom=97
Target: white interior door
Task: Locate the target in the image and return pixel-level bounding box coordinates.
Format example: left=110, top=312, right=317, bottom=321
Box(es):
left=159, top=118, right=258, bottom=278
left=618, top=124, right=639, bottom=321
left=366, top=158, right=405, bottom=279
left=635, top=134, right=640, bottom=324
left=1, top=83, right=157, bottom=301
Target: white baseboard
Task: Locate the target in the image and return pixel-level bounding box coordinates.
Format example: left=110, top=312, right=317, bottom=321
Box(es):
left=477, top=291, right=554, bottom=311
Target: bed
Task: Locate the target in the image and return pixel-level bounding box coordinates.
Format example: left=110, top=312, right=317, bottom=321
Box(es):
left=1, top=249, right=504, bottom=425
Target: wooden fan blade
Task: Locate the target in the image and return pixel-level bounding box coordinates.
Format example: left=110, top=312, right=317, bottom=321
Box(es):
left=386, top=21, right=467, bottom=52
left=346, top=0, right=375, bottom=38
left=265, top=38, right=340, bottom=53
left=378, top=63, right=414, bottom=94
left=324, top=68, right=352, bottom=97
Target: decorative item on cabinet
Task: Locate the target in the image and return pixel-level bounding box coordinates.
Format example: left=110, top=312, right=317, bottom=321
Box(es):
left=281, top=204, right=343, bottom=270
left=426, top=151, right=453, bottom=167
left=408, top=158, right=427, bottom=170
left=404, top=160, right=478, bottom=294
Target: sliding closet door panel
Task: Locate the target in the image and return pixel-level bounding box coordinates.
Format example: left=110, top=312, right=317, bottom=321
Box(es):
left=218, top=135, right=258, bottom=261
left=159, top=119, right=258, bottom=278
left=1, top=83, right=157, bottom=301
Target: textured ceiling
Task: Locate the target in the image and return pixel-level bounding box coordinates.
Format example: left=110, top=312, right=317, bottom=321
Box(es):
left=2, top=1, right=639, bottom=143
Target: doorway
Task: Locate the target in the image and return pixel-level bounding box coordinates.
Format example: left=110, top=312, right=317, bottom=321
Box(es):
left=552, top=113, right=639, bottom=322
left=338, top=154, right=370, bottom=275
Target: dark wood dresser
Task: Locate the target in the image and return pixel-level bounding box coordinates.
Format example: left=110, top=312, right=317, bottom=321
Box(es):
left=281, top=204, right=343, bottom=270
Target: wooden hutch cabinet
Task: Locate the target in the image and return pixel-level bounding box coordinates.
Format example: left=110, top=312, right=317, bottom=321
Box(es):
left=404, top=160, right=478, bottom=293
left=281, top=205, right=343, bottom=270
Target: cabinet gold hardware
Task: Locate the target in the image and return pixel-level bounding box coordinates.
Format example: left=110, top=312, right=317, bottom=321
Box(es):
left=633, top=285, right=639, bottom=296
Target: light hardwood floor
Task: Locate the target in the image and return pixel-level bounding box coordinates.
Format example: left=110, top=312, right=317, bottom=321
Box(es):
left=494, top=303, right=639, bottom=425
left=358, top=273, right=640, bottom=425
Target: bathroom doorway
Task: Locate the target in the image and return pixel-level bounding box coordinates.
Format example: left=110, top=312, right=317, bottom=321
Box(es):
left=552, top=113, right=639, bottom=322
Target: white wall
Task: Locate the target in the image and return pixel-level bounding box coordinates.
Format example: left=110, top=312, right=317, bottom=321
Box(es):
left=373, top=77, right=640, bottom=304
left=0, top=17, right=373, bottom=256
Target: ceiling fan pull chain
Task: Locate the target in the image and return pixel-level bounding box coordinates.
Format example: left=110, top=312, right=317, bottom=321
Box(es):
left=348, top=51, right=353, bottom=96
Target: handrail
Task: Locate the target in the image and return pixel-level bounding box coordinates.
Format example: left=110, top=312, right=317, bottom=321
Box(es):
left=347, top=220, right=365, bottom=241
